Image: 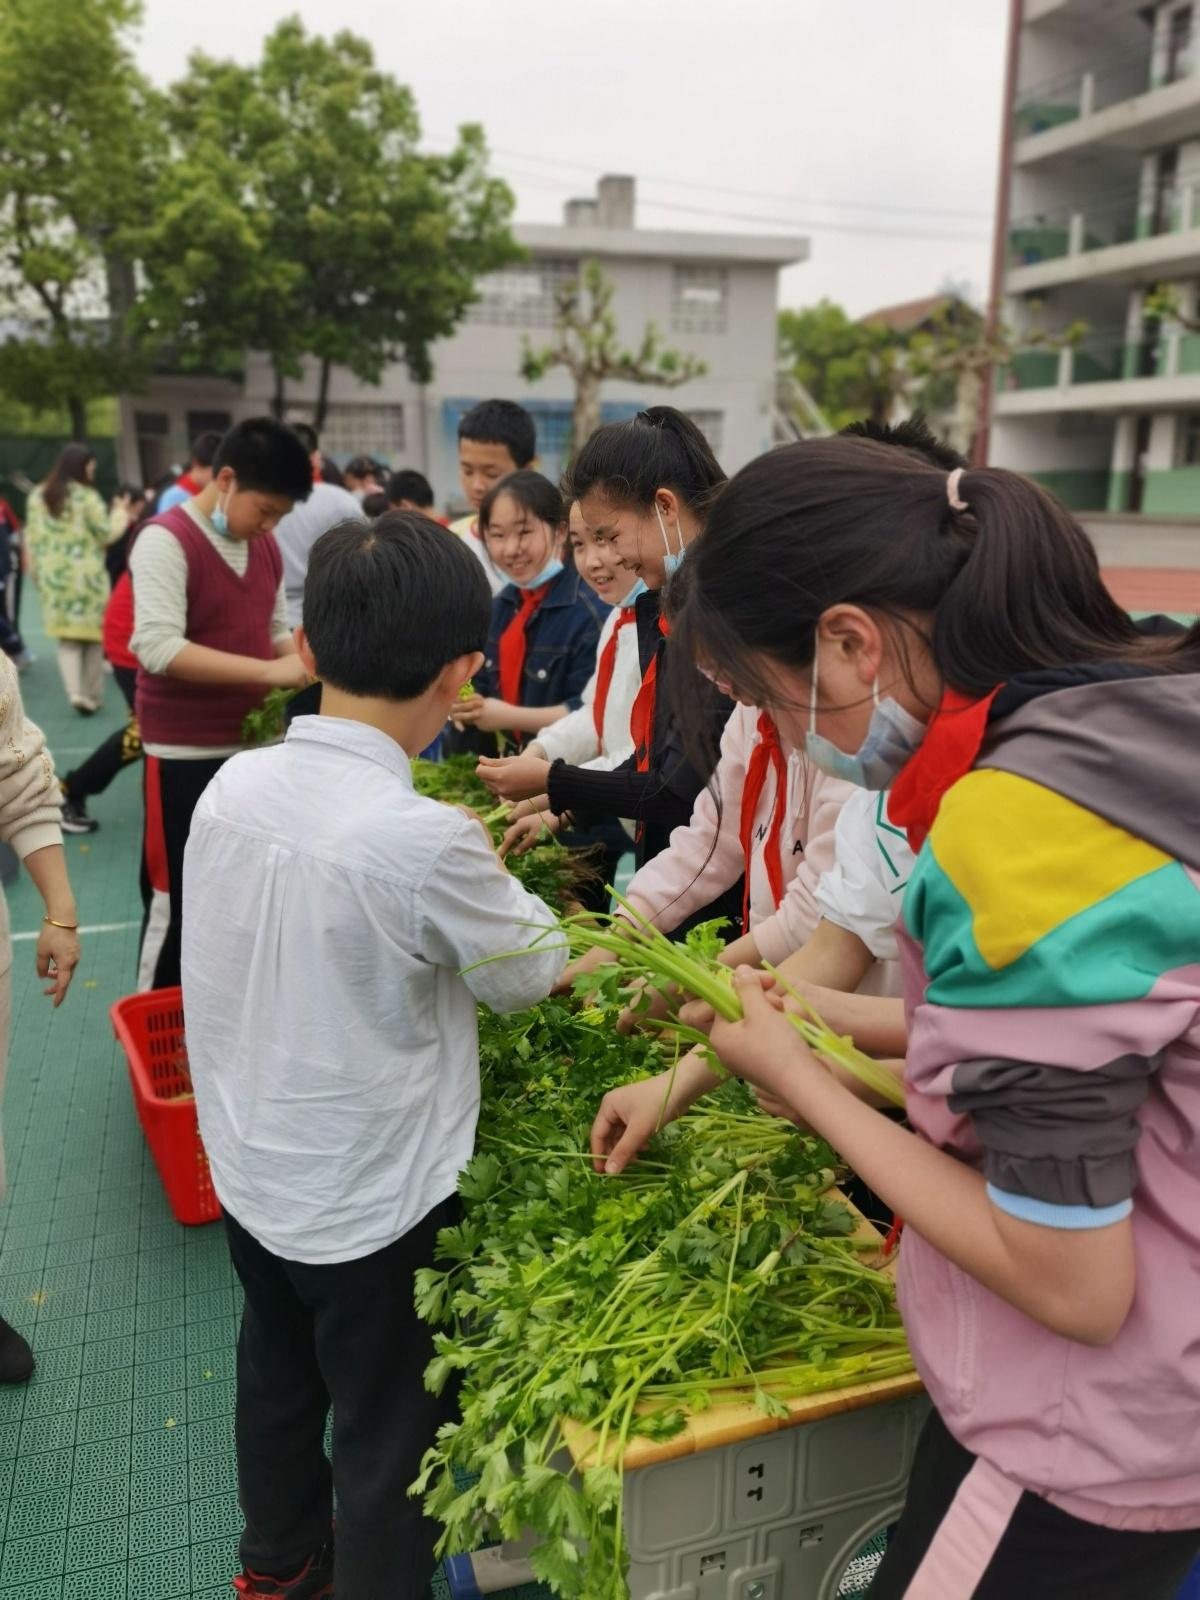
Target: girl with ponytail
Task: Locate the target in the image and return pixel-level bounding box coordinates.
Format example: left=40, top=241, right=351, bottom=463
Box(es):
left=593, top=437, right=1200, bottom=1599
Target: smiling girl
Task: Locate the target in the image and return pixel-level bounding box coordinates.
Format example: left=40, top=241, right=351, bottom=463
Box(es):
left=454, top=472, right=607, bottom=750
left=594, top=435, right=1200, bottom=1599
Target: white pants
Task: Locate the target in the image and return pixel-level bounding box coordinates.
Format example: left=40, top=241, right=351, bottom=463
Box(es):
left=56, top=641, right=105, bottom=709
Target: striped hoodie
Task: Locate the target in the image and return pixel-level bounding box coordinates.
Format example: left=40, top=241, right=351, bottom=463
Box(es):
left=897, top=667, right=1200, bottom=1532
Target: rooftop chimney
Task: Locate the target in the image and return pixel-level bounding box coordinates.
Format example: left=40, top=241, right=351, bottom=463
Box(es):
left=562, top=176, right=636, bottom=230
left=564, top=197, right=599, bottom=228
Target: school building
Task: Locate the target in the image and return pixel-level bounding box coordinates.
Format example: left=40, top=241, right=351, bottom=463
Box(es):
left=988, top=0, right=1200, bottom=576
left=118, top=177, right=806, bottom=510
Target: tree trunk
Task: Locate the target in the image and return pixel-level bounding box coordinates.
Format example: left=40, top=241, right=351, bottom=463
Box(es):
left=572, top=375, right=601, bottom=461
left=313, top=358, right=332, bottom=433
left=956, top=366, right=984, bottom=463
left=271, top=361, right=287, bottom=420
left=67, top=394, right=87, bottom=441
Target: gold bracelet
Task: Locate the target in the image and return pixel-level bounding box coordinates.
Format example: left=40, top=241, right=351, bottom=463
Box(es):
left=43, top=916, right=79, bottom=931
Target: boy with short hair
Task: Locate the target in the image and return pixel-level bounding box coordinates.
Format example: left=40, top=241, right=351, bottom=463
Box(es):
left=156, top=429, right=224, bottom=512
left=131, top=417, right=312, bottom=989
left=181, top=514, right=565, bottom=1599
left=451, top=399, right=538, bottom=598
left=386, top=467, right=441, bottom=518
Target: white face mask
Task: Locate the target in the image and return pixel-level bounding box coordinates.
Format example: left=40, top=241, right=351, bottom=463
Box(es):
left=655, top=504, right=685, bottom=577
left=803, top=647, right=927, bottom=790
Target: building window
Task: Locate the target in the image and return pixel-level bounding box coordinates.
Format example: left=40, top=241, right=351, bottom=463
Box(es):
left=468, top=260, right=578, bottom=328
left=1177, top=411, right=1200, bottom=465
left=291, top=404, right=405, bottom=464
left=685, top=410, right=724, bottom=457
left=672, top=266, right=728, bottom=334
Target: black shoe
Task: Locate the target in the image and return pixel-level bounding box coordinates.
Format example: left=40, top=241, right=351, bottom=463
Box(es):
left=59, top=791, right=99, bottom=835
left=0, top=1318, right=34, bottom=1384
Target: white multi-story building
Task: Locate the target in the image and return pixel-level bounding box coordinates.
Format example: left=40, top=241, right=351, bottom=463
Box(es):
left=989, top=0, right=1200, bottom=522
left=120, top=176, right=806, bottom=507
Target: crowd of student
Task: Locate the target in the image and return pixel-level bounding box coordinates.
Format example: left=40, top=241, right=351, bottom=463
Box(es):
left=0, top=395, right=1193, bottom=1600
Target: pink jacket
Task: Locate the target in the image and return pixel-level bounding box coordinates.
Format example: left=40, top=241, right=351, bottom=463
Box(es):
left=624, top=704, right=852, bottom=960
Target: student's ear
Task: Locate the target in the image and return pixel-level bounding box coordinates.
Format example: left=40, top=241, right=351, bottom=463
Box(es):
left=654, top=487, right=682, bottom=523
left=436, top=651, right=484, bottom=700
left=817, top=605, right=884, bottom=686
left=214, top=465, right=237, bottom=494
left=295, top=628, right=318, bottom=678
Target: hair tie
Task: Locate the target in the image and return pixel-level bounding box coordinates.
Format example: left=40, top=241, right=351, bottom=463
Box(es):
left=946, top=468, right=968, bottom=511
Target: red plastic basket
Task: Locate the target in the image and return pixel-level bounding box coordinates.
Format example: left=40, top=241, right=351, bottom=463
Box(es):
left=111, top=987, right=220, bottom=1226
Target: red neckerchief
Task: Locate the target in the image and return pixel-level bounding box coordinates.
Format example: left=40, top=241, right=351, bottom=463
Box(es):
left=497, top=584, right=552, bottom=710
left=630, top=616, right=670, bottom=774
left=739, top=713, right=787, bottom=926
left=886, top=686, right=1001, bottom=852
left=592, top=606, right=637, bottom=743
left=177, top=473, right=201, bottom=497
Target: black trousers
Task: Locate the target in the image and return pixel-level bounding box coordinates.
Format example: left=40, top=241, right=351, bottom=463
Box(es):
left=151, top=754, right=227, bottom=991
left=869, top=1408, right=1200, bottom=1600
left=62, top=666, right=141, bottom=805
left=223, top=1200, right=460, bottom=1599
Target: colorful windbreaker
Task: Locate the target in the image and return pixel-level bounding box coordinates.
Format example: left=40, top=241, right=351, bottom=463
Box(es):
left=898, top=667, right=1200, bottom=1532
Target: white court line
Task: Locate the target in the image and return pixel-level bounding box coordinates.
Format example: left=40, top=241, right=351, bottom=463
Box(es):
left=11, top=919, right=140, bottom=943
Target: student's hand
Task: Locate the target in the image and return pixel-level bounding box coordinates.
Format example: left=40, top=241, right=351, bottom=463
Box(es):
left=262, top=654, right=311, bottom=690
left=509, top=793, right=552, bottom=822
left=616, top=977, right=679, bottom=1036
left=500, top=811, right=560, bottom=859
left=591, top=1072, right=686, bottom=1175
left=37, top=922, right=81, bottom=1007
left=477, top=754, right=552, bottom=802
left=551, top=939, right=624, bottom=996
left=454, top=695, right=512, bottom=734
left=708, top=968, right=821, bottom=1109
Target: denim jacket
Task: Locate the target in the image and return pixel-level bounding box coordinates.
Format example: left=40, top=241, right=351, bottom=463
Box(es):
left=476, top=566, right=609, bottom=711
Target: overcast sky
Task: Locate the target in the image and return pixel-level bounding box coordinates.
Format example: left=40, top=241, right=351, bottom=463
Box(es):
left=136, top=0, right=1008, bottom=317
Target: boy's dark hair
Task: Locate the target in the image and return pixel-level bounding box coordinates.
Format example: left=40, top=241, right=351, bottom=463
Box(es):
left=478, top=469, right=564, bottom=536
left=304, top=513, right=490, bottom=700
left=361, top=491, right=389, bottom=519
left=457, top=399, right=537, bottom=468
left=386, top=468, right=435, bottom=508
left=212, top=418, right=312, bottom=505
left=319, top=456, right=346, bottom=487
left=563, top=405, right=725, bottom=513
left=190, top=430, right=223, bottom=469
left=345, top=455, right=381, bottom=481
left=839, top=414, right=967, bottom=473
left=291, top=421, right=319, bottom=456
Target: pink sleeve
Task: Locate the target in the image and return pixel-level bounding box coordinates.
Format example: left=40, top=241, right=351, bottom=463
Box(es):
left=751, top=768, right=853, bottom=966
left=623, top=706, right=752, bottom=933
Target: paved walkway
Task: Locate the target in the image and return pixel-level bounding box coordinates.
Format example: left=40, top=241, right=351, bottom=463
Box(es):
left=0, top=600, right=545, bottom=1600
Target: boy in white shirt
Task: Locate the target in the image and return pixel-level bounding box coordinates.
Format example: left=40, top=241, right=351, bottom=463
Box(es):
left=181, top=514, right=566, bottom=1600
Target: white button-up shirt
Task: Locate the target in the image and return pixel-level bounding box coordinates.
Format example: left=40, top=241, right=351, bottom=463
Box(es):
left=181, top=716, right=566, bottom=1264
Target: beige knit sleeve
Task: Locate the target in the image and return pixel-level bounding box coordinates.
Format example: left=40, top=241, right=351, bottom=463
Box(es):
left=0, top=655, right=63, bottom=860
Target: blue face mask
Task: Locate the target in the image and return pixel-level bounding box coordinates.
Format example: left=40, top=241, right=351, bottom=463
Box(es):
left=804, top=647, right=927, bottom=790
left=655, top=504, right=686, bottom=578
left=211, top=483, right=235, bottom=539
left=622, top=577, right=648, bottom=608
left=511, top=555, right=563, bottom=591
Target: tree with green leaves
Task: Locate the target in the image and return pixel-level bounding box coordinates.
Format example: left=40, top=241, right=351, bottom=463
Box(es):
left=0, top=0, right=159, bottom=438
left=136, top=17, right=519, bottom=425
left=776, top=300, right=905, bottom=433
left=521, top=260, right=705, bottom=452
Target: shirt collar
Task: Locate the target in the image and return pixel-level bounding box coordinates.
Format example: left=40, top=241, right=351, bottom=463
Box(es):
left=285, top=715, right=414, bottom=784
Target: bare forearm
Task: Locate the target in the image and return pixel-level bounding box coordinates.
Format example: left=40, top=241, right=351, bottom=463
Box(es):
left=24, top=844, right=77, bottom=922
left=166, top=643, right=275, bottom=687
left=508, top=702, right=568, bottom=734
left=780, top=1063, right=1134, bottom=1344
left=773, top=919, right=876, bottom=991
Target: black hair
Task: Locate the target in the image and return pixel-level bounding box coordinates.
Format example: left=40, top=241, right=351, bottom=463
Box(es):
left=291, top=421, right=318, bottom=457
left=42, top=444, right=95, bottom=517
left=457, top=399, right=537, bottom=469
left=670, top=437, right=1196, bottom=735
left=563, top=405, right=726, bottom=513
left=361, top=491, right=389, bottom=520
left=839, top=413, right=966, bottom=473
left=212, top=418, right=312, bottom=505
left=386, top=468, right=435, bottom=509
left=303, top=514, right=490, bottom=700
left=319, top=456, right=346, bottom=488
left=345, top=455, right=383, bottom=483
left=189, top=430, right=223, bottom=469
left=478, top=469, right=564, bottom=536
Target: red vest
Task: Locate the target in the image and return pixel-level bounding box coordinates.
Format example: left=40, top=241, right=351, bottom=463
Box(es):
left=135, top=506, right=282, bottom=749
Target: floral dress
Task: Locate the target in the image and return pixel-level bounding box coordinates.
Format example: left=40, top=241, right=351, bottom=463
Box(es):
left=25, top=484, right=114, bottom=641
